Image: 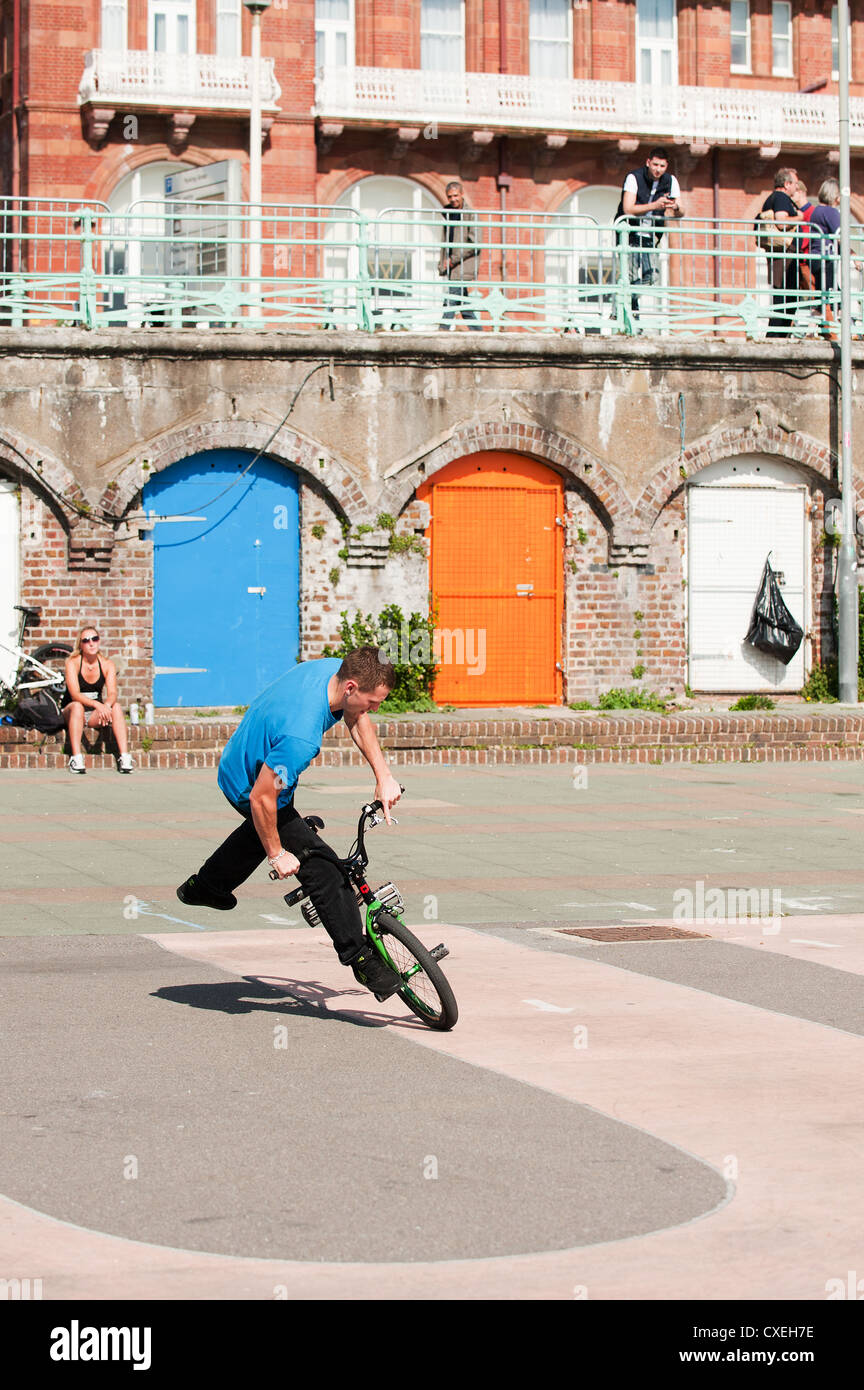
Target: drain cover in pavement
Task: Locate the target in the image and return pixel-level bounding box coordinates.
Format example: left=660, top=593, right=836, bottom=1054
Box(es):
left=557, top=925, right=710, bottom=942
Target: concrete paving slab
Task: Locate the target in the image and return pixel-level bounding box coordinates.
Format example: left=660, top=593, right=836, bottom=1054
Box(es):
left=1, top=923, right=861, bottom=1299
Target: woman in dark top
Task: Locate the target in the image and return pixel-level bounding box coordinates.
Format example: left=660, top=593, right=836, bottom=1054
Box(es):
left=63, top=624, right=133, bottom=774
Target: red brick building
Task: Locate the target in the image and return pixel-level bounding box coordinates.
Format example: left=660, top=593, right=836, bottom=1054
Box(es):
left=0, top=3, right=860, bottom=710
left=0, top=1, right=859, bottom=222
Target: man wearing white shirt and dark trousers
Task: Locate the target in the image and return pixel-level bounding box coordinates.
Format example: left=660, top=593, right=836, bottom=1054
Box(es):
left=616, top=147, right=683, bottom=326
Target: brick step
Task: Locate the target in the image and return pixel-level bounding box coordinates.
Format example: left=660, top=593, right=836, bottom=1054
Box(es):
left=2, top=711, right=864, bottom=769
left=3, top=714, right=864, bottom=755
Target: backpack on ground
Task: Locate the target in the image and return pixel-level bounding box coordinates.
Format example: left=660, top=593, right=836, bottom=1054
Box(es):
left=10, top=691, right=65, bottom=732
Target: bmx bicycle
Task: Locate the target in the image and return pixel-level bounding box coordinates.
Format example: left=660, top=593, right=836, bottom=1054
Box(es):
left=0, top=605, right=71, bottom=718
left=270, top=793, right=458, bottom=1032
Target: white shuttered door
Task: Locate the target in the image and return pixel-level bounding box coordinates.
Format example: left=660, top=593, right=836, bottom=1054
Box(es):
left=0, top=480, right=19, bottom=690
left=688, top=470, right=808, bottom=691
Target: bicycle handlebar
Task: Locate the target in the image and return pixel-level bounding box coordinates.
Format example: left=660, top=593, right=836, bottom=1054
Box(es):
left=267, top=787, right=405, bottom=881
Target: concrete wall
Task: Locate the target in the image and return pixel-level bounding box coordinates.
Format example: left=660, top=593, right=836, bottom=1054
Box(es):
left=0, top=329, right=856, bottom=703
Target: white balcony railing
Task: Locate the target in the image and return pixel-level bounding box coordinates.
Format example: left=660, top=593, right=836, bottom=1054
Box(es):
left=315, top=66, right=861, bottom=149
left=79, top=49, right=282, bottom=112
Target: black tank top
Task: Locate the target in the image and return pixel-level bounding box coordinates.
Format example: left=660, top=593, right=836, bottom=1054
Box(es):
left=63, top=656, right=106, bottom=707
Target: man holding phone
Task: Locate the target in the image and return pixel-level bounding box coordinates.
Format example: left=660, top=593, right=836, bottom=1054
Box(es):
left=617, top=147, right=683, bottom=324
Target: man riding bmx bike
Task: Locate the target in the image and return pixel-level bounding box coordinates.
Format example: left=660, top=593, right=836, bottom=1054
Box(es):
left=177, top=646, right=403, bottom=998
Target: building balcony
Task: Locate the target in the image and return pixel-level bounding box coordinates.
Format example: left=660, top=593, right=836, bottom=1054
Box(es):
left=315, top=66, right=862, bottom=153
left=78, top=49, right=281, bottom=149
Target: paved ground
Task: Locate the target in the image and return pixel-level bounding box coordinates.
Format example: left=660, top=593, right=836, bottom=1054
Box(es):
left=1, top=762, right=863, bottom=1299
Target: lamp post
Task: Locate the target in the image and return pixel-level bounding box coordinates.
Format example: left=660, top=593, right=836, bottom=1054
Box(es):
left=837, top=0, right=859, bottom=703
left=243, top=0, right=271, bottom=298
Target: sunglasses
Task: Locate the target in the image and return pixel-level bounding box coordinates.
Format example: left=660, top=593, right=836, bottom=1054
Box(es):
left=82, top=635, right=100, bottom=642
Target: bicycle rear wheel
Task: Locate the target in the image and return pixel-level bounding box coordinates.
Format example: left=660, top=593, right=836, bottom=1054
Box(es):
left=32, top=642, right=71, bottom=692
left=372, top=910, right=458, bottom=1031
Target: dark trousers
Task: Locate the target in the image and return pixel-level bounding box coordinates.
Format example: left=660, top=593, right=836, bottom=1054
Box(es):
left=198, top=802, right=365, bottom=963
left=439, top=282, right=481, bottom=328
left=767, top=256, right=799, bottom=337
left=627, top=228, right=658, bottom=319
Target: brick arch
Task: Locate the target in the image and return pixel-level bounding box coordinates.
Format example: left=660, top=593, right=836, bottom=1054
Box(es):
left=0, top=431, right=85, bottom=529
left=100, top=419, right=373, bottom=524
left=83, top=145, right=218, bottom=206
left=316, top=168, right=446, bottom=209
left=379, top=420, right=637, bottom=535
left=636, top=425, right=863, bottom=526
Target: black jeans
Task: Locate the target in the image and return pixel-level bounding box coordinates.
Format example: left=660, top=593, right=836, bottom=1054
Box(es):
left=198, top=802, right=365, bottom=963
left=767, top=255, right=798, bottom=337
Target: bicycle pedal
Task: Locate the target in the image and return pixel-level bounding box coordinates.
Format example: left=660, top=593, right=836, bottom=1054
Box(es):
left=430, top=944, right=449, bottom=961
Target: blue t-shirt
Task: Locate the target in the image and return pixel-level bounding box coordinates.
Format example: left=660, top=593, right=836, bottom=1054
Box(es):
left=809, top=204, right=840, bottom=256
left=218, top=658, right=343, bottom=812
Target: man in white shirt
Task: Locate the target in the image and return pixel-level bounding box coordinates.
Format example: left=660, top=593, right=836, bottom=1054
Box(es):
left=616, top=147, right=683, bottom=325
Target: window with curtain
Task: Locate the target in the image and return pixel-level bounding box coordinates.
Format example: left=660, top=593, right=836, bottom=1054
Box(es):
left=315, top=0, right=354, bottom=68
left=730, top=0, right=750, bottom=72
left=217, top=0, right=241, bottom=58
left=421, top=0, right=464, bottom=71
left=832, top=6, right=852, bottom=80
left=636, top=0, right=677, bottom=86
left=772, top=1, right=792, bottom=75
left=101, top=0, right=128, bottom=49
left=529, top=0, right=572, bottom=80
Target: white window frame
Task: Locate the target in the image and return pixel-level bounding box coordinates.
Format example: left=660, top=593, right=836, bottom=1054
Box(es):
left=101, top=0, right=128, bottom=51
left=772, top=1, right=793, bottom=77
left=315, top=0, right=355, bottom=70
left=635, top=0, right=678, bottom=88
left=216, top=0, right=242, bottom=58
left=730, top=0, right=751, bottom=74
left=832, top=6, right=852, bottom=81
left=421, top=0, right=465, bottom=73
left=529, top=0, right=574, bottom=80
left=148, top=0, right=196, bottom=55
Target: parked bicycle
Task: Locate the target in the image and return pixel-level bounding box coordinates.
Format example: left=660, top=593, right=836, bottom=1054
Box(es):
left=271, top=795, right=458, bottom=1031
left=0, top=605, right=71, bottom=720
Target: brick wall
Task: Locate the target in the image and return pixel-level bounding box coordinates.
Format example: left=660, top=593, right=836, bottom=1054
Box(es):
left=18, top=492, right=153, bottom=703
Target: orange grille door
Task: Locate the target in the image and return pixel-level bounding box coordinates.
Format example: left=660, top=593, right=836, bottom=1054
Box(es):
left=419, top=452, right=563, bottom=705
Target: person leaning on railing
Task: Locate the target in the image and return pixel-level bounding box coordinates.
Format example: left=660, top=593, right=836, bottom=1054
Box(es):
left=808, top=179, right=843, bottom=340
left=438, top=181, right=482, bottom=331
left=755, top=168, right=802, bottom=339
left=615, top=147, right=684, bottom=327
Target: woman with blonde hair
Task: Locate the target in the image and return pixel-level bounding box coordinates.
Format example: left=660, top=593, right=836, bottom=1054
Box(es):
left=63, top=624, right=133, bottom=774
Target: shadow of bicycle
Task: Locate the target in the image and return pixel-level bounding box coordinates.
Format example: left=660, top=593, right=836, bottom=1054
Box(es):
left=151, top=974, right=431, bottom=1030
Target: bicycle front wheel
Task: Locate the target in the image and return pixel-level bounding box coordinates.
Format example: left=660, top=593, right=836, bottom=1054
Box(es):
left=373, top=910, right=458, bottom=1032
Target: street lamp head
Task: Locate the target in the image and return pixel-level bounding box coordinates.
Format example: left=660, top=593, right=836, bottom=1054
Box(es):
left=243, top=0, right=272, bottom=12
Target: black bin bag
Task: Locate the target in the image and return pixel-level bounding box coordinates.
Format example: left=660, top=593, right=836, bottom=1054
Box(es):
left=744, top=557, right=804, bottom=666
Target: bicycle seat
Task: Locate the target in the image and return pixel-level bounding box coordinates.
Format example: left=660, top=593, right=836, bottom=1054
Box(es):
left=14, top=605, right=41, bottom=627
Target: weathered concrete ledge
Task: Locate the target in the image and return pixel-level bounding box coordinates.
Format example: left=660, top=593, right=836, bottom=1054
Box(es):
left=0, top=326, right=851, bottom=367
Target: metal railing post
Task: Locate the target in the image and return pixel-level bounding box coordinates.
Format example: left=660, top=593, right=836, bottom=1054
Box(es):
left=78, top=210, right=97, bottom=328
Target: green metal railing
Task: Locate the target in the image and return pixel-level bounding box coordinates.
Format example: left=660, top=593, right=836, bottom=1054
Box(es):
left=0, top=197, right=859, bottom=338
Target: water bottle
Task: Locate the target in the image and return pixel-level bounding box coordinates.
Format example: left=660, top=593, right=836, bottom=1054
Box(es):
left=130, top=703, right=140, bottom=725
left=144, top=702, right=154, bottom=725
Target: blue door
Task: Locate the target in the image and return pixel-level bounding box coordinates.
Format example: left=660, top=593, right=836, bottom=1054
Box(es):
left=143, top=450, right=300, bottom=706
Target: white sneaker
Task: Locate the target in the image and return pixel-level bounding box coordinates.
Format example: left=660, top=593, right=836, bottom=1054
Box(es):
left=118, top=753, right=134, bottom=774
left=68, top=754, right=86, bottom=774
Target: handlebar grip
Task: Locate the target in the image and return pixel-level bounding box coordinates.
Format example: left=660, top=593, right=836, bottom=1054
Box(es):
left=267, top=846, right=311, bottom=881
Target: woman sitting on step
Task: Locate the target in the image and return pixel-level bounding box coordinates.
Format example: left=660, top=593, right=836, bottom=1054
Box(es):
left=63, top=624, right=133, bottom=774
